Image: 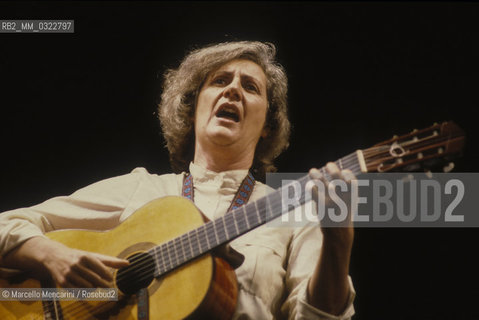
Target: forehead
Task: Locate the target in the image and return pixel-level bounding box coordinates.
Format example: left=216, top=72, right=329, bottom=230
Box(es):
left=210, top=59, right=267, bottom=84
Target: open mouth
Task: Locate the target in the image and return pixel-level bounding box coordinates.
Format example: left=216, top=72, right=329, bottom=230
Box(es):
left=215, top=105, right=240, bottom=122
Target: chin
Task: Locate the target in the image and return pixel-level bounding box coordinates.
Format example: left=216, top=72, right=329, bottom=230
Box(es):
left=207, top=130, right=238, bottom=146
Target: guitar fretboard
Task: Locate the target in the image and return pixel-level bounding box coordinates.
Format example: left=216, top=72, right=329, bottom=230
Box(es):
left=150, top=151, right=362, bottom=277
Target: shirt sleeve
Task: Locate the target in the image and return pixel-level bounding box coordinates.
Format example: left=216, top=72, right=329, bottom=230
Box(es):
left=0, top=167, right=172, bottom=260
left=296, top=276, right=355, bottom=319
left=281, top=224, right=355, bottom=320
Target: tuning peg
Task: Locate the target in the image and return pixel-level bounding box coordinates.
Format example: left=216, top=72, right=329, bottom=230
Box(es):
left=443, top=162, right=455, bottom=173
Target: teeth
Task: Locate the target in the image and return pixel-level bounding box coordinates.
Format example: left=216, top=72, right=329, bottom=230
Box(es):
left=216, top=105, right=240, bottom=122
left=222, top=106, right=236, bottom=114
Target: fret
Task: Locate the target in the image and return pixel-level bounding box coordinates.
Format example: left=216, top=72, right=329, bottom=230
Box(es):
left=225, top=213, right=237, bottom=240
left=248, top=201, right=261, bottom=227
left=254, top=196, right=267, bottom=223
left=156, top=167, right=354, bottom=273
left=266, top=191, right=285, bottom=221
left=242, top=205, right=251, bottom=229
left=174, top=237, right=185, bottom=264
left=162, top=242, right=172, bottom=270
left=222, top=215, right=230, bottom=239
left=234, top=208, right=248, bottom=233
left=265, top=194, right=275, bottom=221
left=232, top=211, right=240, bottom=235
left=205, top=222, right=218, bottom=248
left=196, top=224, right=209, bottom=251
left=214, top=218, right=227, bottom=244
left=151, top=246, right=160, bottom=274
left=158, top=248, right=167, bottom=275
left=342, top=154, right=354, bottom=172
left=351, top=153, right=363, bottom=175
left=154, top=122, right=465, bottom=277
left=256, top=198, right=266, bottom=226
left=181, top=233, right=192, bottom=261
left=168, top=240, right=178, bottom=266
left=189, top=229, right=200, bottom=256
left=152, top=247, right=163, bottom=275
left=175, top=237, right=186, bottom=263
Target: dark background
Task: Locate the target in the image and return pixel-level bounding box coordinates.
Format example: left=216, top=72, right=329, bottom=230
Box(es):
left=1, top=2, right=478, bottom=319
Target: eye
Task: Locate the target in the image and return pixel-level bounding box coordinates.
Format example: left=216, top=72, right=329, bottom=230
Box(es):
left=212, top=77, right=227, bottom=85
left=245, top=82, right=259, bottom=93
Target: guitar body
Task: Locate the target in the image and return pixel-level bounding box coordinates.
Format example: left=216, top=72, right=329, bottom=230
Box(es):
left=0, top=196, right=238, bottom=320
left=0, top=121, right=466, bottom=319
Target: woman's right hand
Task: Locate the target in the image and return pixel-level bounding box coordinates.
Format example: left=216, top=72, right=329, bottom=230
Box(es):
left=2, top=236, right=129, bottom=288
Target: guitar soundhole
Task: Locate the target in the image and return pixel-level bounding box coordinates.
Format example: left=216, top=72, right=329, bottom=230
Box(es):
left=116, top=252, right=155, bottom=295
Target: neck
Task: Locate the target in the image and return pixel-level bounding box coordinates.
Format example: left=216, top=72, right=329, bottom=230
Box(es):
left=193, top=142, right=255, bottom=172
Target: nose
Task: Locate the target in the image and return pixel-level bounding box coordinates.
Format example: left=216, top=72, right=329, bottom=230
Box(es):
left=223, top=78, right=242, bottom=101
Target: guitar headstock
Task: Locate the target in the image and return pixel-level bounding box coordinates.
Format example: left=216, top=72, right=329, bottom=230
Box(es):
left=360, top=121, right=465, bottom=173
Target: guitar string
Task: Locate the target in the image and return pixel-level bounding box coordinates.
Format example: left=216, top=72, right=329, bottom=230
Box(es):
left=112, top=154, right=362, bottom=283
left=54, top=171, right=362, bottom=320
left=109, top=165, right=361, bottom=293
left=39, top=133, right=454, bottom=318
left=54, top=157, right=362, bottom=318
left=49, top=299, right=124, bottom=320
left=361, top=132, right=450, bottom=157
left=362, top=137, right=449, bottom=160
left=112, top=156, right=362, bottom=284
left=112, top=168, right=365, bottom=290
left=111, top=158, right=362, bottom=285
left=55, top=181, right=311, bottom=320
left=35, top=131, right=458, bottom=318
left=113, top=160, right=363, bottom=285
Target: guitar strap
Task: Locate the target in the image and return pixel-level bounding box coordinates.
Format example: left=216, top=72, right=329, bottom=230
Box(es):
left=136, top=288, right=149, bottom=320
left=135, top=171, right=255, bottom=319
left=182, top=171, right=256, bottom=212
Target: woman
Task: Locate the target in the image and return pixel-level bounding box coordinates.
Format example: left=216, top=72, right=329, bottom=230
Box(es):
left=0, top=41, right=355, bottom=319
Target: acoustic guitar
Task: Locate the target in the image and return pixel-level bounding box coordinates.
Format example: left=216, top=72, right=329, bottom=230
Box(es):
left=0, top=121, right=465, bottom=320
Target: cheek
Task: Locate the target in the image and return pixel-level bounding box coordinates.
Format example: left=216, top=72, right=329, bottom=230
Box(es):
left=253, top=100, right=268, bottom=128
left=194, top=110, right=208, bottom=130
left=195, top=95, right=206, bottom=114
left=194, top=94, right=211, bottom=125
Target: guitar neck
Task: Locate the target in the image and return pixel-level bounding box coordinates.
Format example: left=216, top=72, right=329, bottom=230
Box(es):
left=150, top=152, right=363, bottom=277
left=149, top=121, right=465, bottom=277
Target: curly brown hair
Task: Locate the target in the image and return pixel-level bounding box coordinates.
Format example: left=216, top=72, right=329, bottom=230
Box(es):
left=158, top=41, right=290, bottom=179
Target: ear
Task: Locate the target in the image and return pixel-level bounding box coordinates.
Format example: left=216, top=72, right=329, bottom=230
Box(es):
left=261, top=127, right=269, bottom=139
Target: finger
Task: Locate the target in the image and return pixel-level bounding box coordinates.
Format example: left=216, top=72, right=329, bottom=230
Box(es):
left=326, top=162, right=341, bottom=180
left=80, top=255, right=116, bottom=282
left=94, top=253, right=130, bottom=268
left=341, top=169, right=356, bottom=183
left=308, top=168, right=327, bottom=202
left=61, top=271, right=94, bottom=288
left=309, top=168, right=322, bottom=180
left=72, top=262, right=112, bottom=288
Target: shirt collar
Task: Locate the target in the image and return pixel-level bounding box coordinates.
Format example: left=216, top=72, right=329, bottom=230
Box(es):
left=189, top=162, right=249, bottom=188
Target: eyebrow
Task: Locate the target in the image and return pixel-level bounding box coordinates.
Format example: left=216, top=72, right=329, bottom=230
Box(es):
left=210, top=71, right=264, bottom=89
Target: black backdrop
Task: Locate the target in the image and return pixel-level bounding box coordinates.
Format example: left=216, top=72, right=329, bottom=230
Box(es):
left=1, top=2, right=478, bottom=319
